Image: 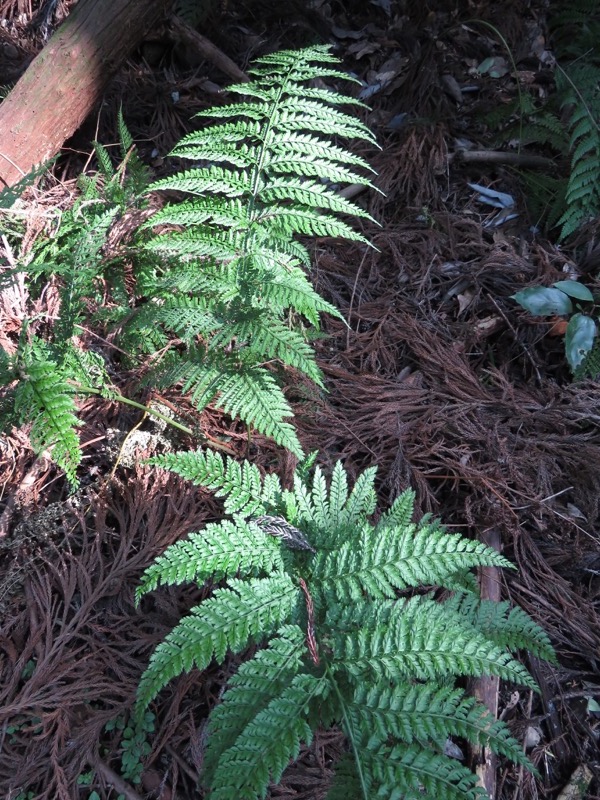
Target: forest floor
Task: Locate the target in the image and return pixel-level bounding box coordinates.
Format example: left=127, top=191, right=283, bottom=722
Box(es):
left=0, top=0, right=599, bottom=799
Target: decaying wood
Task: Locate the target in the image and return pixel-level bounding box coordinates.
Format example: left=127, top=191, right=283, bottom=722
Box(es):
left=451, top=149, right=555, bottom=169
left=556, top=765, right=594, bottom=800
left=0, top=0, right=171, bottom=188
left=472, top=527, right=502, bottom=799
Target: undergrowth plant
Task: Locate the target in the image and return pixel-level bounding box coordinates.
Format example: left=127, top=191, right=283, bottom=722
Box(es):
left=513, top=278, right=600, bottom=377
left=0, top=46, right=376, bottom=482
left=482, top=0, right=600, bottom=240
left=0, top=111, right=149, bottom=483
left=136, top=451, right=555, bottom=800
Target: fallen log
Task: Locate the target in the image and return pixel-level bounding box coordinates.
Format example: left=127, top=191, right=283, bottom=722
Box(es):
left=0, top=0, right=171, bottom=188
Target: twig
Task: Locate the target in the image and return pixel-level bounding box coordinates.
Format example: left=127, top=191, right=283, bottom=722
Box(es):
left=169, top=15, right=249, bottom=83
left=95, top=759, right=143, bottom=800
left=487, top=293, right=543, bottom=384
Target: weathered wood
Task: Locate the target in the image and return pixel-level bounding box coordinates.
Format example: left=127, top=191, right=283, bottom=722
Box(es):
left=473, top=527, right=502, bottom=799
left=0, top=0, right=171, bottom=188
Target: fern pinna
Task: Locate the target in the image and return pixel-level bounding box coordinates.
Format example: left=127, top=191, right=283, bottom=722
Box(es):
left=136, top=452, right=555, bottom=800
left=129, top=45, right=377, bottom=457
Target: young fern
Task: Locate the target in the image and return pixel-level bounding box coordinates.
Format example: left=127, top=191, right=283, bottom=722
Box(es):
left=130, top=45, right=378, bottom=456
left=0, top=112, right=151, bottom=483
left=136, top=453, right=555, bottom=800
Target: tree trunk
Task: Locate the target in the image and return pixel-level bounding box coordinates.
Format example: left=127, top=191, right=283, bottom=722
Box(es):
left=0, top=0, right=171, bottom=188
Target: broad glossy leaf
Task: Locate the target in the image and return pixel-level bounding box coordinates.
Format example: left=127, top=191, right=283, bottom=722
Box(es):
left=512, top=287, right=572, bottom=316
left=552, top=280, right=594, bottom=302
left=565, top=313, right=596, bottom=370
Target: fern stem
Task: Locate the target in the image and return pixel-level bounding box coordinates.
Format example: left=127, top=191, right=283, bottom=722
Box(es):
left=325, top=663, right=370, bottom=800
left=71, top=383, right=195, bottom=434
left=73, top=383, right=241, bottom=454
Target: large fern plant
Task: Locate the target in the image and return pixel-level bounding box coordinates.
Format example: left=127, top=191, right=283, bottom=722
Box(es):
left=0, top=48, right=375, bottom=483
left=136, top=452, right=555, bottom=800
left=125, top=45, right=377, bottom=457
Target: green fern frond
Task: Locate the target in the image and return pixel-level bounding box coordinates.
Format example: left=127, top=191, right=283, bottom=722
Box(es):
left=135, top=574, right=298, bottom=714
left=313, top=503, right=513, bottom=602
left=363, top=743, right=489, bottom=800
left=137, top=45, right=377, bottom=453
left=349, top=682, right=531, bottom=767
left=145, top=227, right=243, bottom=260
left=147, top=197, right=250, bottom=230
left=209, top=314, right=324, bottom=387
left=149, top=448, right=270, bottom=517
left=209, top=674, right=326, bottom=800
left=520, top=112, right=568, bottom=151
left=258, top=266, right=342, bottom=326
left=327, top=461, right=349, bottom=526
left=135, top=518, right=284, bottom=603
left=138, top=456, right=552, bottom=799
left=203, top=625, right=307, bottom=784
left=556, top=63, right=600, bottom=238
left=149, top=166, right=253, bottom=197
left=444, top=591, right=557, bottom=662
left=332, top=596, right=538, bottom=690
left=340, top=465, right=378, bottom=523
left=93, top=140, right=115, bottom=179
left=257, top=205, right=370, bottom=243
left=269, top=131, right=375, bottom=171
left=13, top=347, right=81, bottom=484
left=148, top=348, right=302, bottom=455
left=380, top=487, right=415, bottom=527
left=127, top=297, right=221, bottom=348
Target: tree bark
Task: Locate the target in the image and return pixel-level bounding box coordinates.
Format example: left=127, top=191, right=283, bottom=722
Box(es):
left=0, top=0, right=171, bottom=188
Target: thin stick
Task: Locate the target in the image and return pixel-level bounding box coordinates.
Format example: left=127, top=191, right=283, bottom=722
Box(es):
left=95, top=759, right=142, bottom=800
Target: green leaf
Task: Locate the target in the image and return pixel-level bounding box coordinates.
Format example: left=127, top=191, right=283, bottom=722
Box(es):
left=366, top=743, right=489, bottom=800
left=203, top=625, right=307, bottom=784
left=512, top=286, right=573, bottom=316
left=565, top=313, right=596, bottom=370
left=552, top=280, right=594, bottom=301
left=332, top=596, right=539, bottom=690
left=349, top=682, right=532, bottom=767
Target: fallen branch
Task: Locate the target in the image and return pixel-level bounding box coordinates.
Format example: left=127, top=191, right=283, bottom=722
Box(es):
left=451, top=149, right=555, bottom=169
left=168, top=15, right=249, bottom=84
left=0, top=0, right=171, bottom=187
